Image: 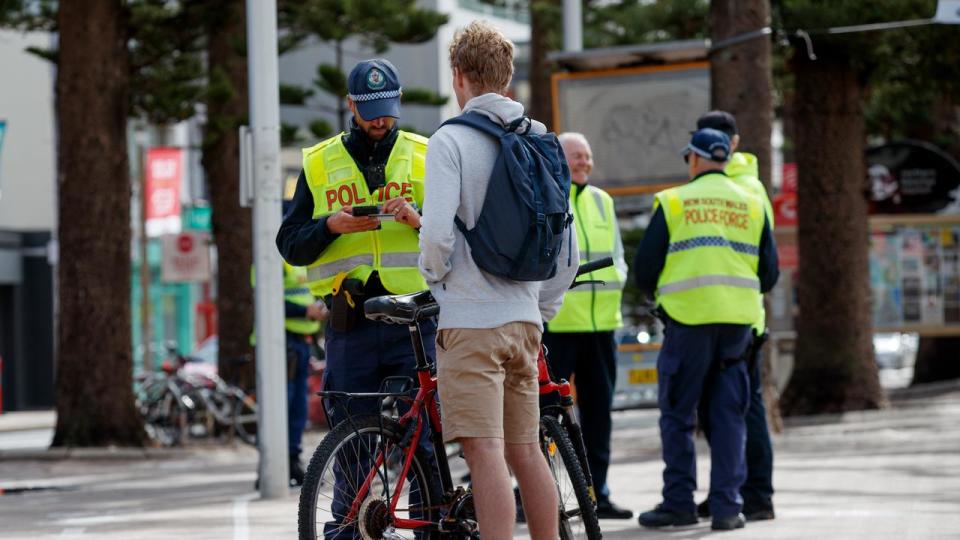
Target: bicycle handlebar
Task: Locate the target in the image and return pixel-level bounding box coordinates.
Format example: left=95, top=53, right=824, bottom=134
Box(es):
left=575, top=257, right=613, bottom=277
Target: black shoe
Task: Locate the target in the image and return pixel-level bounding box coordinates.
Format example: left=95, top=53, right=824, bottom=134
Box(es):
left=596, top=499, right=634, bottom=519
left=696, top=499, right=711, bottom=518
left=712, top=513, right=746, bottom=531
left=289, top=455, right=305, bottom=487
left=514, top=486, right=526, bottom=523
left=744, top=506, right=775, bottom=521
left=638, top=504, right=698, bottom=528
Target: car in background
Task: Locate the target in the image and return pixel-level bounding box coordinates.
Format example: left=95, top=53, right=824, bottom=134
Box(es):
left=874, top=332, right=919, bottom=370
left=613, top=326, right=660, bottom=410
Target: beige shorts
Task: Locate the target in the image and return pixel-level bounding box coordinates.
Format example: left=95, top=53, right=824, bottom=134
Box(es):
left=436, top=322, right=542, bottom=444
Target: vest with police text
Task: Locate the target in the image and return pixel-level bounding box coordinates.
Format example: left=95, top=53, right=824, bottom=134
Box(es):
left=654, top=173, right=764, bottom=325
left=301, top=131, right=428, bottom=297
left=549, top=185, right=625, bottom=332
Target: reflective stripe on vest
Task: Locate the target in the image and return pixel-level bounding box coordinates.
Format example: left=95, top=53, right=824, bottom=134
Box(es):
left=301, top=132, right=428, bottom=298
left=654, top=173, right=764, bottom=325
left=548, top=186, right=624, bottom=333
left=283, top=263, right=321, bottom=335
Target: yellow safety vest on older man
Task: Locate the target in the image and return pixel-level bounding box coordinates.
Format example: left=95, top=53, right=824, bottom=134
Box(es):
left=300, top=131, right=428, bottom=298
left=548, top=185, right=626, bottom=332
left=654, top=172, right=765, bottom=325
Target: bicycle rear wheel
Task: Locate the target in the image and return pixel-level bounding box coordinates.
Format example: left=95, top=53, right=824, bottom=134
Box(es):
left=540, top=415, right=602, bottom=540
left=232, top=391, right=258, bottom=446
left=298, top=414, right=442, bottom=540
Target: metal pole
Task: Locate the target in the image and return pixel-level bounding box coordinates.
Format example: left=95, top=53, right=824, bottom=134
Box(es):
left=562, top=0, right=583, bottom=52
left=246, top=0, right=289, bottom=499
left=138, top=146, right=152, bottom=373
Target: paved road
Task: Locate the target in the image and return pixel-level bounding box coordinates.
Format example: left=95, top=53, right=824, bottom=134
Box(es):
left=2, top=386, right=960, bottom=539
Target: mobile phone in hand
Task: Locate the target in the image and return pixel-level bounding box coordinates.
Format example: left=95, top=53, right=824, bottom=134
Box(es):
left=351, top=205, right=380, bottom=216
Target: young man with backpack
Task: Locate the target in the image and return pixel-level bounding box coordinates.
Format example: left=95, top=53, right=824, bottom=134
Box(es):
left=418, top=20, right=579, bottom=539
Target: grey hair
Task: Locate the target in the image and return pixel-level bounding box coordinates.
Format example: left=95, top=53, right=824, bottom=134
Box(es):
left=558, top=132, right=590, bottom=148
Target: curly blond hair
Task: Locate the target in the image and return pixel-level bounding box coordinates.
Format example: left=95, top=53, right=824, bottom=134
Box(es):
left=448, top=20, right=514, bottom=94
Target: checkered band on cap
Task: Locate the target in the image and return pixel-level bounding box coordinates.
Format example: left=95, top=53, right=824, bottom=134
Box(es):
left=348, top=88, right=402, bottom=102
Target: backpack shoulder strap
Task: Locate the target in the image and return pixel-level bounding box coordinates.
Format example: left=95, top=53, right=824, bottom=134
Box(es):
left=440, top=112, right=505, bottom=139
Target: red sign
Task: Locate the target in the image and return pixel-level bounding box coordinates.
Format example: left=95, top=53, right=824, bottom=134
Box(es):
left=177, top=233, right=194, bottom=253
left=782, top=163, right=797, bottom=194
left=161, top=231, right=210, bottom=283
left=146, top=147, right=182, bottom=225
left=773, top=193, right=797, bottom=227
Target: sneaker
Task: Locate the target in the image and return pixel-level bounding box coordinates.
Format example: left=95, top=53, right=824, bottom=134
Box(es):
left=696, top=499, right=711, bottom=518
left=637, top=504, right=698, bottom=528
left=711, top=513, right=746, bottom=531
left=596, top=498, right=634, bottom=519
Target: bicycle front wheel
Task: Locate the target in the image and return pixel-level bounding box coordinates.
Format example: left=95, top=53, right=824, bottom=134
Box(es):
left=298, top=414, right=442, bottom=540
left=232, top=392, right=258, bottom=446
left=540, top=415, right=602, bottom=540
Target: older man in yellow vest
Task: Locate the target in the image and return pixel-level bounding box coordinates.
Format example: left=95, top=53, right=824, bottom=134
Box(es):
left=634, top=128, right=779, bottom=531
left=542, top=132, right=633, bottom=520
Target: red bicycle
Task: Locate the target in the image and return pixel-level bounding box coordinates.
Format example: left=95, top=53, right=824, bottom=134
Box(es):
left=297, top=259, right=611, bottom=539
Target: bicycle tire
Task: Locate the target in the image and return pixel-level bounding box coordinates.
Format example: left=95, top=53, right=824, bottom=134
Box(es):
left=298, top=414, right=442, bottom=540
left=232, top=392, right=258, bottom=446
left=540, top=415, right=602, bottom=540
left=562, top=417, right=597, bottom=503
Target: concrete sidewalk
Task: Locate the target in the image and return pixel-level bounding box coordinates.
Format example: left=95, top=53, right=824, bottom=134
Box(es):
left=1, top=387, right=959, bottom=539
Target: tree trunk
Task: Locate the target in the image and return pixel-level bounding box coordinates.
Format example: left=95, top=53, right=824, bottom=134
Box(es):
left=709, top=0, right=773, bottom=189
left=780, top=43, right=884, bottom=415
left=528, top=0, right=557, bottom=130
left=912, top=338, right=960, bottom=384
left=203, top=1, right=254, bottom=388
left=52, top=0, right=143, bottom=447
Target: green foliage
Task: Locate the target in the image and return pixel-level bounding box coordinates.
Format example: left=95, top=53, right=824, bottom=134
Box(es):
left=280, top=83, right=315, bottom=106
left=281, top=123, right=303, bottom=147
left=401, top=87, right=448, bottom=107
left=586, top=0, right=708, bottom=47
left=314, top=63, right=348, bottom=98
left=309, top=119, right=333, bottom=139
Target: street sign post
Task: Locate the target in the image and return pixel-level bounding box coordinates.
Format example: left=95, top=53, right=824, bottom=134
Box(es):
left=246, top=0, right=289, bottom=499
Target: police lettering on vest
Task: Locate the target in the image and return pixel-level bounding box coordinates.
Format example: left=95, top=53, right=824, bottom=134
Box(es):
left=654, top=173, right=765, bottom=326
left=301, top=131, right=429, bottom=298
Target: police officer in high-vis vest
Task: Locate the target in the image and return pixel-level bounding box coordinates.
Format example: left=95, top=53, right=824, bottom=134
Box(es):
left=276, top=59, right=433, bottom=534
left=633, top=128, right=779, bottom=531
left=542, top=132, right=632, bottom=520
left=693, top=111, right=776, bottom=522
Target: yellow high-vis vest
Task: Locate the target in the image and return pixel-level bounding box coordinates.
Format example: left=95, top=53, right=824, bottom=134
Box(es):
left=726, top=152, right=774, bottom=333
left=654, top=172, right=765, bottom=326
left=249, top=263, right=321, bottom=344
left=549, top=185, right=625, bottom=332
left=301, top=131, right=428, bottom=298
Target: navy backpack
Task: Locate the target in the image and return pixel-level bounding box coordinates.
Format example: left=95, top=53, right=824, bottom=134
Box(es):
left=441, top=112, right=572, bottom=281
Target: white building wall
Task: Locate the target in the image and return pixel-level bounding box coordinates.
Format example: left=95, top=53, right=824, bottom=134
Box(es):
left=0, top=30, right=57, bottom=231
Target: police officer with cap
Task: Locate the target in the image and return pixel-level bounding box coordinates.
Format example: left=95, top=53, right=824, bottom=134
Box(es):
left=633, top=128, right=779, bottom=531
left=693, top=111, right=777, bottom=522
left=277, top=59, right=433, bottom=535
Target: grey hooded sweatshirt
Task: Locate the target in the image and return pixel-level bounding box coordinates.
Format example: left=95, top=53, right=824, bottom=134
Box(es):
left=418, top=93, right=579, bottom=331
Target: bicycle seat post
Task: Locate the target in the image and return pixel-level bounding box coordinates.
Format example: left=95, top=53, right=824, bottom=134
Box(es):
left=407, top=321, right=432, bottom=372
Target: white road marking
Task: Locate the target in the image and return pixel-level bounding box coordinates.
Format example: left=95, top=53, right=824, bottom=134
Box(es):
left=233, top=493, right=258, bottom=540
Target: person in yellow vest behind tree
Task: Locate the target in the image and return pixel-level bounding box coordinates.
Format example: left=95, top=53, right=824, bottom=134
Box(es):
left=249, top=254, right=327, bottom=487
left=634, top=128, right=778, bottom=531
left=541, top=132, right=633, bottom=520
left=276, top=58, right=434, bottom=537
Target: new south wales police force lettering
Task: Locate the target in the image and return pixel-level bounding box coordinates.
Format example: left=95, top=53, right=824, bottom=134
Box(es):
left=683, top=197, right=749, bottom=230
left=325, top=181, right=413, bottom=211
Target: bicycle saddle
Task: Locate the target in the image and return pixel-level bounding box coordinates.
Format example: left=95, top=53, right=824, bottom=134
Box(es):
left=364, top=290, right=439, bottom=325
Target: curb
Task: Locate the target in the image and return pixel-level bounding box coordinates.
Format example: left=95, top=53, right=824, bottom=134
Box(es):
left=0, top=446, right=192, bottom=461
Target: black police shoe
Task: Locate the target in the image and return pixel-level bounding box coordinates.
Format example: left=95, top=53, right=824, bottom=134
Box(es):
left=596, top=498, right=634, bottom=519
left=637, top=504, right=698, bottom=528
left=743, top=506, right=775, bottom=521
left=697, top=499, right=711, bottom=518
left=289, top=455, right=305, bottom=487
left=712, top=513, right=746, bottom=531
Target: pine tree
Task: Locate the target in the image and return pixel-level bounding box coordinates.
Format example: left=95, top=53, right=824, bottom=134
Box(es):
left=280, top=0, right=449, bottom=138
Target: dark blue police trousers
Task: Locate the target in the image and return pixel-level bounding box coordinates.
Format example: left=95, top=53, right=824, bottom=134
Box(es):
left=657, top=318, right=751, bottom=520
left=287, top=333, right=312, bottom=457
